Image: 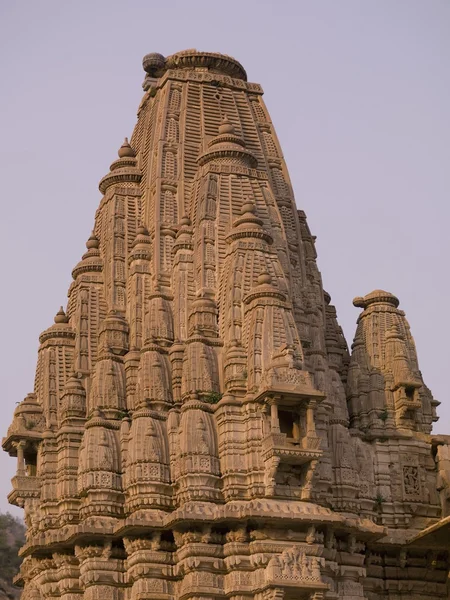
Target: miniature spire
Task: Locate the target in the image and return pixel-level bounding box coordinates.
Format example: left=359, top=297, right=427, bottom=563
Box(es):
left=353, top=289, right=400, bottom=309
left=142, top=52, right=166, bottom=75
left=136, top=223, right=149, bottom=236
left=218, top=114, right=235, bottom=135
left=257, top=271, right=272, bottom=286
left=179, top=215, right=191, bottom=227
left=348, top=290, right=437, bottom=434
left=197, top=115, right=257, bottom=167
left=241, top=199, right=256, bottom=215
left=54, top=306, right=69, bottom=324
left=86, top=231, right=99, bottom=250
left=118, top=137, right=136, bottom=158
left=129, top=224, right=151, bottom=261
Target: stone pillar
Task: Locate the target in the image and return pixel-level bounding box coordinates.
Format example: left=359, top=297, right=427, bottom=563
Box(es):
left=76, top=543, right=125, bottom=600
left=53, top=552, right=82, bottom=600
left=270, top=402, right=279, bottom=433
left=175, top=526, right=224, bottom=600
left=336, top=543, right=367, bottom=599
left=16, top=441, right=26, bottom=476
left=31, top=557, right=59, bottom=600
left=257, top=588, right=285, bottom=600
left=292, top=416, right=301, bottom=440
left=20, top=581, right=43, bottom=600
left=125, top=535, right=173, bottom=600
left=306, top=401, right=316, bottom=437
left=436, top=444, right=450, bottom=517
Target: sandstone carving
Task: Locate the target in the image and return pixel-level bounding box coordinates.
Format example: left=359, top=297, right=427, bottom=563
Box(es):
left=3, top=49, right=449, bottom=600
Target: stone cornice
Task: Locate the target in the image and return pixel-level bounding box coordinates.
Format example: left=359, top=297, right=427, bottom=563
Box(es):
left=18, top=499, right=386, bottom=557
left=98, top=168, right=142, bottom=194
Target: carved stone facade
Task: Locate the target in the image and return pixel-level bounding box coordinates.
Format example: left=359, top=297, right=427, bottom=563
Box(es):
left=3, top=50, right=450, bottom=599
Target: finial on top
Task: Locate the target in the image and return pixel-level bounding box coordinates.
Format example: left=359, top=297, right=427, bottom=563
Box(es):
left=241, top=199, right=256, bottom=215
left=136, top=224, right=149, bottom=236
left=353, top=290, right=400, bottom=309
left=218, top=115, right=235, bottom=135
left=86, top=232, right=99, bottom=250
left=142, top=52, right=166, bottom=75
left=258, top=272, right=272, bottom=286
left=118, top=138, right=136, bottom=159
left=63, top=373, right=85, bottom=393
left=180, top=215, right=191, bottom=227
left=54, top=307, right=69, bottom=324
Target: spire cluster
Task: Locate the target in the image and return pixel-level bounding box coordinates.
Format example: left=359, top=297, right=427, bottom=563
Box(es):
left=3, top=49, right=448, bottom=600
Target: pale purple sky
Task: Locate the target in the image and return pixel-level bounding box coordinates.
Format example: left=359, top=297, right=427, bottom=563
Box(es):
left=0, top=1, right=449, bottom=516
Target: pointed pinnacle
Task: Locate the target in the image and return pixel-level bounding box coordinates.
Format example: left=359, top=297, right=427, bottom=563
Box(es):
left=118, top=137, right=136, bottom=158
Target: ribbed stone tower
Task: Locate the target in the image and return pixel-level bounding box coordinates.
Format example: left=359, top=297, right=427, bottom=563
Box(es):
left=3, top=50, right=450, bottom=600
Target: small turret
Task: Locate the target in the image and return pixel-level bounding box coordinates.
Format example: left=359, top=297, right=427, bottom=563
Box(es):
left=35, top=307, right=76, bottom=427
left=77, top=409, right=123, bottom=518
left=118, top=137, right=136, bottom=159
left=69, top=232, right=106, bottom=376
left=71, top=232, right=102, bottom=280
left=198, top=115, right=257, bottom=168
left=347, top=290, right=438, bottom=434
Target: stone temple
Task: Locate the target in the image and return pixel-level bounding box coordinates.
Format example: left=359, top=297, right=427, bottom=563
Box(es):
left=3, top=50, right=450, bottom=600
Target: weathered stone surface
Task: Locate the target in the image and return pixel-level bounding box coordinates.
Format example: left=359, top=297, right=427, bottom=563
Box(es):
left=3, top=49, right=449, bottom=600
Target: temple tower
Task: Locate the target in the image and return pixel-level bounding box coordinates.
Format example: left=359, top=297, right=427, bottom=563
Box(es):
left=3, top=50, right=450, bottom=600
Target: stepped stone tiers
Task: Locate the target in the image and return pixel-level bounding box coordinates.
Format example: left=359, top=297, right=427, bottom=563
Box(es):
left=3, top=49, right=450, bottom=600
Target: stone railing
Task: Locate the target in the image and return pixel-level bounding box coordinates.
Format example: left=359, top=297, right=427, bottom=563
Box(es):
left=262, top=432, right=322, bottom=465
left=9, top=475, right=40, bottom=503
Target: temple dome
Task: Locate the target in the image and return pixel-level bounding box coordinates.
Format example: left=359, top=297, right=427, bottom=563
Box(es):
left=353, top=289, right=400, bottom=309
left=142, top=49, right=247, bottom=81
left=142, top=52, right=166, bottom=75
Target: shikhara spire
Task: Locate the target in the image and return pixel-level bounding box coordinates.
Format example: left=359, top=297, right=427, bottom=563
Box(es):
left=3, top=50, right=450, bottom=600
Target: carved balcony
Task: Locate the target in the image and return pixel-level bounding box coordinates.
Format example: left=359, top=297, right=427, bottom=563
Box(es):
left=254, top=367, right=325, bottom=408
left=395, top=386, right=422, bottom=420
left=8, top=475, right=40, bottom=506
left=262, top=431, right=323, bottom=499
left=2, top=393, right=44, bottom=455
left=262, top=432, right=322, bottom=465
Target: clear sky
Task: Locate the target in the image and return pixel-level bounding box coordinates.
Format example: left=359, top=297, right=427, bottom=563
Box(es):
left=0, top=0, right=449, bottom=516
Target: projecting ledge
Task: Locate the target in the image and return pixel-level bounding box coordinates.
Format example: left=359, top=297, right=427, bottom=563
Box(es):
left=406, top=515, right=450, bottom=550
left=262, top=432, right=322, bottom=465
left=8, top=475, right=40, bottom=506
left=253, top=385, right=325, bottom=407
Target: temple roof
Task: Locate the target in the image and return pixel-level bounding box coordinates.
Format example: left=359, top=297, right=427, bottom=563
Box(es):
left=3, top=49, right=448, bottom=598
left=143, top=49, right=247, bottom=81
left=353, top=289, right=400, bottom=309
